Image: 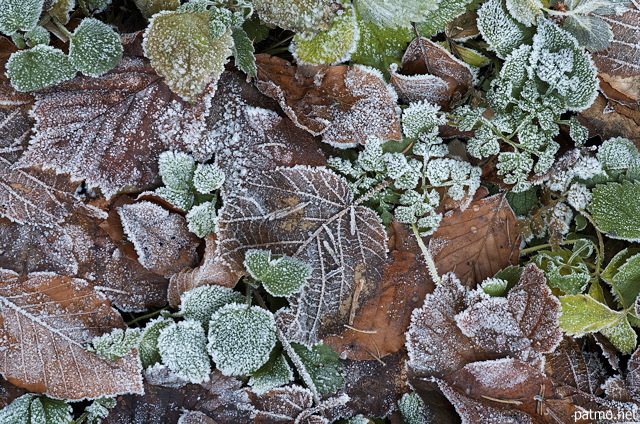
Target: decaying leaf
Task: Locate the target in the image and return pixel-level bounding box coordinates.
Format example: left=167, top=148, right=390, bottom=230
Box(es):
left=0, top=270, right=143, bottom=400
left=16, top=35, right=214, bottom=198
left=578, top=94, right=640, bottom=147
left=390, top=37, right=474, bottom=109
left=118, top=201, right=199, bottom=277
left=254, top=55, right=401, bottom=146
left=248, top=385, right=313, bottom=423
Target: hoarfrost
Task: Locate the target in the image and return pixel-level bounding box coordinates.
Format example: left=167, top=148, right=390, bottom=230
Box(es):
left=158, top=320, right=211, bottom=384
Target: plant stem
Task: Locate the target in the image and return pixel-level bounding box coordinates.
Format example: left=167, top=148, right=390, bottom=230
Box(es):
left=580, top=211, right=605, bottom=277
left=519, top=239, right=582, bottom=255
left=411, top=223, right=442, bottom=285
left=126, top=307, right=168, bottom=326
left=277, top=327, right=321, bottom=405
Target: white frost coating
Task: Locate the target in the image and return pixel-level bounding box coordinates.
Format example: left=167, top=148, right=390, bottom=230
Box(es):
left=178, top=285, right=245, bottom=328
left=143, top=363, right=190, bottom=388
left=465, top=357, right=530, bottom=389
left=69, top=17, right=123, bottom=77
left=0, top=0, right=44, bottom=35
left=157, top=320, right=211, bottom=384
left=505, top=0, right=543, bottom=26
left=477, top=0, right=530, bottom=59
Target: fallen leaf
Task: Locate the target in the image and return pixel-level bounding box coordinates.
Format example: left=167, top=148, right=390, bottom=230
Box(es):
left=118, top=201, right=200, bottom=277
left=0, top=378, right=27, bottom=410
left=15, top=34, right=213, bottom=198
left=578, top=94, right=640, bottom=147
left=0, top=269, right=143, bottom=400
left=626, top=346, right=640, bottom=403
left=248, top=385, right=313, bottom=423
left=390, top=37, right=474, bottom=109
left=254, top=55, right=401, bottom=146
left=179, top=411, right=219, bottom=424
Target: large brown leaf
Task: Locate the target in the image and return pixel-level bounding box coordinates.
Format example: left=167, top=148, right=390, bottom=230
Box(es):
left=216, top=166, right=387, bottom=345
left=578, top=94, right=640, bottom=147
left=254, top=55, right=401, bottom=146
left=15, top=34, right=213, bottom=198
left=0, top=270, right=143, bottom=400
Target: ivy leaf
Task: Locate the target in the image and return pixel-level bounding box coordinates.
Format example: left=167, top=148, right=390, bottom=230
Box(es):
left=249, top=353, right=294, bottom=395
left=244, top=249, right=312, bottom=297
left=6, top=45, right=76, bottom=92
left=158, top=320, right=211, bottom=384
left=231, top=27, right=256, bottom=76
left=559, top=294, right=624, bottom=336
left=69, top=18, right=123, bottom=77
left=291, top=343, right=345, bottom=394
left=143, top=10, right=233, bottom=102
left=588, top=180, right=640, bottom=242
left=477, top=0, right=534, bottom=59
left=354, top=0, right=439, bottom=28
left=0, top=270, right=144, bottom=400
left=415, top=0, right=475, bottom=38
left=602, top=249, right=640, bottom=309
left=0, top=0, right=43, bottom=36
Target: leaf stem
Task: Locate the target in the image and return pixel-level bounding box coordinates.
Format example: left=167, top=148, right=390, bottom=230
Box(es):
left=125, top=307, right=168, bottom=326
left=411, top=222, right=442, bottom=285
left=580, top=210, right=605, bottom=277
left=519, top=239, right=582, bottom=255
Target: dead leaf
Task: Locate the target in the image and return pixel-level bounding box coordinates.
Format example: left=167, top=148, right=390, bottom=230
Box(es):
left=626, top=346, right=640, bottom=403
left=578, top=94, right=640, bottom=147
left=0, top=378, right=27, bottom=409
left=248, top=385, right=313, bottom=423
left=390, top=37, right=474, bottom=109
left=216, top=166, right=387, bottom=345
left=179, top=411, right=219, bottom=424
left=118, top=201, right=200, bottom=277
left=15, top=34, right=213, bottom=198
left=254, top=55, right=401, bottom=146
left=0, top=269, right=143, bottom=400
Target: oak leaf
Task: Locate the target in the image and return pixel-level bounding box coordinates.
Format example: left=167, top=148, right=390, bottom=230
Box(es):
left=0, top=269, right=143, bottom=400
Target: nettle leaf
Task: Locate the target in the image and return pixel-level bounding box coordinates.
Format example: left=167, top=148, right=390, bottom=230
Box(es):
left=0, top=394, right=72, bottom=424
left=251, top=0, right=341, bottom=37
left=231, top=27, right=256, bottom=77
left=6, top=45, right=75, bottom=92
left=158, top=320, right=211, bottom=384
left=598, top=137, right=640, bottom=172
left=602, top=249, right=640, bottom=309
left=69, top=18, right=123, bottom=77
left=249, top=353, right=294, bottom=395
left=505, top=0, right=543, bottom=26
left=244, top=249, right=312, bottom=297
left=589, top=180, right=640, bottom=242
left=477, top=0, right=533, bottom=59
left=134, top=0, right=180, bottom=19
left=398, top=392, right=433, bottom=424
left=178, top=285, right=245, bottom=328
left=355, top=0, right=439, bottom=28
left=193, top=162, right=225, bottom=193
left=216, top=166, right=387, bottom=345
left=0, top=0, right=43, bottom=35
left=291, top=2, right=359, bottom=65
left=143, top=10, right=233, bottom=102
left=600, top=316, right=637, bottom=355
left=415, top=0, right=474, bottom=38
left=351, top=12, right=412, bottom=71
left=559, top=295, right=624, bottom=336
left=291, top=343, right=345, bottom=394
left=138, top=316, right=172, bottom=368
left=186, top=201, right=218, bottom=238
left=159, top=150, right=196, bottom=191
left=24, top=26, right=50, bottom=47
left=91, top=327, right=141, bottom=361
left=207, top=304, right=277, bottom=376
left=47, top=0, right=74, bottom=24
left=0, top=270, right=143, bottom=400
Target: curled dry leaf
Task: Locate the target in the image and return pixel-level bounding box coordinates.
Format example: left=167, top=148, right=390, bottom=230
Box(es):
left=15, top=34, right=213, bottom=198
left=390, top=37, right=474, bottom=109
left=254, top=55, right=401, bottom=146
left=0, top=269, right=143, bottom=400
left=118, top=201, right=200, bottom=278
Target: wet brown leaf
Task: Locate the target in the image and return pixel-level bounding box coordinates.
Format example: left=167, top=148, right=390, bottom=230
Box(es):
left=0, top=270, right=143, bottom=400
left=254, top=55, right=401, bottom=146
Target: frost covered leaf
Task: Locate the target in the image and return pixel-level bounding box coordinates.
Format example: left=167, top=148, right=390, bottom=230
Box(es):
left=138, top=317, right=172, bottom=368
left=351, top=13, right=412, bottom=71
left=249, top=353, right=294, bottom=395
left=563, top=15, right=613, bottom=53
left=207, top=304, right=277, bottom=376
left=16, top=35, right=214, bottom=198
left=415, top=0, right=474, bottom=38
left=118, top=201, right=200, bottom=277
left=389, top=37, right=474, bottom=109
left=193, top=163, right=224, bottom=193
left=0, top=394, right=72, bottom=424
left=505, top=0, right=543, bottom=26
left=178, top=284, right=245, bottom=328
left=0, top=0, right=43, bottom=35
left=558, top=295, right=624, bottom=336
left=231, top=27, right=256, bottom=77
left=6, top=46, right=75, bottom=92
left=355, top=0, right=439, bottom=28
left=216, top=166, right=387, bottom=345
left=588, top=180, right=640, bottom=242
left=251, top=0, right=341, bottom=37
left=249, top=385, right=313, bottom=423
left=69, top=18, right=123, bottom=77
left=91, top=328, right=141, bottom=361
left=46, top=0, right=74, bottom=24
left=602, top=249, right=640, bottom=309
left=254, top=55, right=401, bottom=146
left=477, top=0, right=533, bottom=59
left=158, top=320, right=211, bottom=384
left=134, top=0, right=180, bottom=19
left=291, top=343, right=345, bottom=394
left=398, top=392, right=433, bottom=424
left=143, top=10, right=233, bottom=102
left=600, top=317, right=637, bottom=354
left=186, top=201, right=218, bottom=238
left=0, top=270, right=143, bottom=399
left=244, top=249, right=311, bottom=297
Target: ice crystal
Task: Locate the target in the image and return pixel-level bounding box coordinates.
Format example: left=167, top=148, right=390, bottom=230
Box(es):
left=426, top=158, right=481, bottom=200
left=0, top=0, right=43, bottom=35
left=90, top=327, right=142, bottom=361
left=178, top=285, right=245, bottom=328
left=231, top=27, right=257, bottom=76
left=69, top=18, right=123, bottom=77
left=158, top=320, right=211, bottom=384
left=186, top=201, right=218, bottom=237
left=244, top=249, right=312, bottom=297
left=193, top=163, right=225, bottom=193
left=207, top=304, right=277, bottom=376
left=249, top=353, right=294, bottom=394
left=6, top=45, right=76, bottom=92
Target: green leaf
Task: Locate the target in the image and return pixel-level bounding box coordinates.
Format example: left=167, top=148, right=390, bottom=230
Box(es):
left=231, top=27, right=257, bottom=76
left=242, top=15, right=270, bottom=44
left=398, top=392, right=433, bottom=424
left=69, top=18, right=123, bottom=77
left=494, top=265, right=524, bottom=288
left=84, top=397, right=117, bottom=424
left=24, top=26, right=50, bottom=47
left=244, top=249, right=312, bottom=297
left=252, top=0, right=339, bottom=37
left=0, top=394, right=73, bottom=424
left=249, top=352, right=294, bottom=394
left=598, top=137, right=640, bottom=173
left=143, top=10, right=233, bottom=102
left=351, top=12, right=412, bottom=70
left=355, top=0, right=439, bottom=28
left=158, top=151, right=196, bottom=191
left=133, top=0, right=180, bottom=19
left=589, top=180, right=640, bottom=242
left=207, top=304, right=277, bottom=376
left=86, top=0, right=111, bottom=13
left=186, top=201, right=218, bottom=237
left=139, top=316, right=173, bottom=368
left=415, top=0, right=474, bottom=38
left=0, top=0, right=43, bottom=35
left=562, top=15, right=613, bottom=52
left=559, top=294, right=623, bottom=336
left=193, top=162, right=225, bottom=193
left=532, top=249, right=590, bottom=295
left=506, top=186, right=538, bottom=216
left=481, top=277, right=509, bottom=296
left=291, top=3, right=359, bottom=65
left=600, top=316, right=637, bottom=355
left=602, top=249, right=640, bottom=309
left=178, top=285, right=245, bottom=329
left=47, top=0, right=74, bottom=24
left=505, top=0, right=543, bottom=26
left=158, top=320, right=211, bottom=384
left=90, top=328, right=141, bottom=361
left=6, top=46, right=76, bottom=92
left=291, top=342, right=345, bottom=394
left=477, top=0, right=534, bottom=59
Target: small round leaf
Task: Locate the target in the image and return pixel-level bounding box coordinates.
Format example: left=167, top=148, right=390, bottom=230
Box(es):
left=6, top=45, right=76, bottom=92
left=69, top=18, right=123, bottom=77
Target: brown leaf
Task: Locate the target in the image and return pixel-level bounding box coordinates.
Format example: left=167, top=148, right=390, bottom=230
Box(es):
left=216, top=166, right=387, bottom=345
left=118, top=201, right=200, bottom=277
left=15, top=35, right=213, bottom=198
left=179, top=411, right=219, bottom=424
left=626, top=346, right=640, bottom=403
left=0, top=378, right=27, bottom=409
left=248, top=385, right=313, bottom=423
left=0, top=269, right=143, bottom=400
left=254, top=55, right=401, bottom=146
left=578, top=94, right=640, bottom=147
left=390, top=37, right=474, bottom=109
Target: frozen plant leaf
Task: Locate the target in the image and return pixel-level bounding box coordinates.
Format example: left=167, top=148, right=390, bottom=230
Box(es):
left=563, top=15, right=613, bottom=52
left=207, top=304, right=277, bottom=376
left=415, top=0, right=474, bottom=38
left=292, top=2, right=359, bottom=65
left=249, top=353, right=294, bottom=395
left=355, top=0, right=439, bottom=28
left=588, top=180, right=640, bottom=242
left=600, top=316, right=637, bottom=354
left=559, top=295, right=624, bottom=336
left=251, top=0, right=341, bottom=37
left=193, top=162, right=224, bottom=193
left=244, top=249, right=312, bottom=297
left=86, top=0, right=111, bottom=13
left=178, top=285, right=245, bottom=329
left=481, top=277, right=509, bottom=296
left=231, top=27, right=256, bottom=77
left=398, top=392, right=434, bottom=424
left=0, top=0, right=43, bottom=35
left=186, top=201, right=218, bottom=237
left=69, top=18, right=123, bottom=77
left=159, top=151, right=196, bottom=191
left=134, top=0, right=180, bottom=19
left=24, top=26, right=50, bottom=47
left=249, top=385, right=314, bottom=423
left=91, top=327, right=142, bottom=361
left=84, top=397, right=116, bottom=424
left=532, top=249, right=590, bottom=295
left=505, top=0, right=543, bottom=26
left=158, top=320, right=211, bottom=384
left=0, top=394, right=72, bottom=424
left=47, top=0, right=74, bottom=24
left=351, top=12, right=412, bottom=71
left=0, top=270, right=144, bottom=400
left=291, top=342, right=345, bottom=394
left=597, top=137, right=640, bottom=172
left=6, top=46, right=75, bottom=92
left=401, top=101, right=446, bottom=139
left=138, top=317, right=173, bottom=368
left=477, top=0, right=533, bottom=59
left=143, top=10, right=233, bottom=102
left=602, top=249, right=640, bottom=309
